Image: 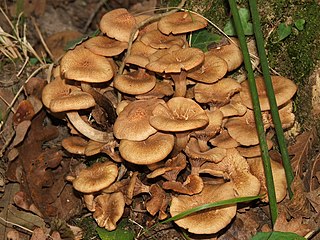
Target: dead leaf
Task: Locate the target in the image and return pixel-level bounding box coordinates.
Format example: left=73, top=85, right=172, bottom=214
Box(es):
left=288, top=129, right=317, bottom=178
left=306, top=187, right=320, bottom=213
left=304, top=152, right=320, bottom=191
left=13, top=100, right=35, bottom=125
left=11, top=120, right=31, bottom=147
left=274, top=211, right=311, bottom=237
left=6, top=229, right=21, bottom=240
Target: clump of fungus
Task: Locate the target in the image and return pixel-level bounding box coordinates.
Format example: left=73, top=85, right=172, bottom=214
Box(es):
left=40, top=6, right=299, bottom=237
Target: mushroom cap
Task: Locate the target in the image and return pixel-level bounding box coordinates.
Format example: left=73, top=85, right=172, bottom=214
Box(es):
left=113, top=99, right=165, bottom=141
left=62, top=136, right=88, bottom=155
left=146, top=184, right=169, bottom=220
left=113, top=69, right=156, bottom=95
left=240, top=76, right=298, bottom=111
left=136, top=80, right=174, bottom=100
left=84, top=36, right=128, bottom=56
left=99, top=8, right=138, bottom=42
left=125, top=41, right=157, bottom=67
left=146, top=47, right=205, bottom=73
left=119, top=132, right=175, bottom=165
left=60, top=47, right=114, bottom=83
left=194, top=77, right=241, bottom=105
left=248, top=157, right=287, bottom=202
left=208, top=37, right=243, bottom=72
left=187, top=53, right=228, bottom=84
left=140, top=30, right=186, bottom=49
left=149, top=97, right=209, bottom=132
left=72, top=161, right=118, bottom=193
left=163, top=174, right=204, bottom=195
left=170, top=182, right=237, bottom=234
left=158, top=11, right=207, bottom=35
left=209, top=129, right=240, bottom=149
left=93, top=192, right=125, bottom=231
left=219, top=93, right=247, bottom=117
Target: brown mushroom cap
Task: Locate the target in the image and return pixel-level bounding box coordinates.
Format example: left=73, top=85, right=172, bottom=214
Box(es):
left=113, top=99, right=165, bottom=141
left=149, top=97, right=209, bottom=132
left=60, top=47, right=114, bottom=83
left=84, top=36, right=128, bottom=57
left=140, top=30, right=186, bottom=49
left=119, top=132, right=175, bottom=165
left=136, top=80, right=174, bottom=100
left=71, top=161, right=118, bottom=193
left=93, top=192, right=125, bottom=231
left=240, top=76, right=298, bottom=111
left=163, top=174, right=204, bottom=195
left=208, top=37, right=243, bottom=72
left=158, top=11, right=207, bottom=35
left=209, top=129, right=240, bottom=149
left=219, top=93, right=247, bottom=117
left=62, top=136, right=88, bottom=155
left=125, top=41, right=157, bottom=67
left=146, top=184, right=169, bottom=220
left=187, top=53, right=228, bottom=84
left=194, top=77, right=241, bottom=105
left=99, top=8, right=138, bottom=42
left=247, top=157, right=287, bottom=202
left=113, top=69, right=156, bottom=95
left=170, top=182, right=237, bottom=234
left=146, top=47, right=205, bottom=73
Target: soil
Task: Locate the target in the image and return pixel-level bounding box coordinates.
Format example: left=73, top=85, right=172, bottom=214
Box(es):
left=0, top=0, right=320, bottom=240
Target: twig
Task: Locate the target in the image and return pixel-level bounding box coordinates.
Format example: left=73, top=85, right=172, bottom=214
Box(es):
left=0, top=216, right=34, bottom=234
left=117, top=0, right=187, bottom=75
left=84, top=0, right=106, bottom=33
left=16, top=56, right=29, bottom=77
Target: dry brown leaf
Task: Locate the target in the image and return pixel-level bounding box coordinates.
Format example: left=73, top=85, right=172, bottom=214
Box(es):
left=306, top=187, right=320, bottom=213
left=305, top=152, right=320, bottom=191
left=11, top=120, right=31, bottom=147
left=274, top=211, right=311, bottom=237
left=288, top=129, right=317, bottom=178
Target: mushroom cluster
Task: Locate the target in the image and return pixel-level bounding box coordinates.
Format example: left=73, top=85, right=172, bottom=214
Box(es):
left=42, top=8, right=298, bottom=235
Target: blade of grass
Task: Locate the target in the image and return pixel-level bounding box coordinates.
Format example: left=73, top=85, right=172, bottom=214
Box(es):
left=248, top=0, right=294, bottom=198
left=228, top=0, right=278, bottom=226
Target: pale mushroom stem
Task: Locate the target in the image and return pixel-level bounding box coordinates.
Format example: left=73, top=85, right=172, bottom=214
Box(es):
left=171, top=71, right=187, bottom=97
left=66, top=111, right=114, bottom=143
left=171, top=131, right=190, bottom=157
left=197, top=138, right=210, bottom=152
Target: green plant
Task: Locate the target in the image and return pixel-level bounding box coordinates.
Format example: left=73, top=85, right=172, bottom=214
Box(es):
left=275, top=19, right=306, bottom=42
left=224, top=7, right=254, bottom=36
left=190, top=29, right=221, bottom=52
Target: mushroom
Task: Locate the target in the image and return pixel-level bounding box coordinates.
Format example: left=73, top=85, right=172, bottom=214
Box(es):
left=113, top=98, right=165, bottom=141
left=113, top=69, right=156, bottom=95
left=208, top=37, right=243, bottom=72
left=146, top=47, right=205, bottom=97
left=140, top=29, right=186, bottom=49
left=119, top=132, right=175, bottom=165
left=170, top=182, right=237, bottom=234
left=209, top=129, right=240, bottom=149
left=219, top=93, right=247, bottom=117
left=125, top=41, right=157, bottom=68
left=240, top=76, right=297, bottom=111
left=136, top=80, right=174, bottom=100
left=93, top=192, right=125, bottom=231
left=146, top=184, right=170, bottom=220
left=187, top=52, right=228, bottom=84
left=194, top=77, right=241, bottom=106
left=61, top=136, right=88, bottom=155
left=67, top=161, right=118, bottom=193
left=99, top=8, right=138, bottom=42
left=247, top=157, right=287, bottom=202
left=163, top=174, right=204, bottom=195
left=84, top=35, right=128, bottom=57
left=158, top=11, right=207, bottom=35
left=149, top=97, right=209, bottom=154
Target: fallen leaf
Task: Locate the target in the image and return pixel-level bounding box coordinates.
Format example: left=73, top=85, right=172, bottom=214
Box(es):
left=306, top=187, right=320, bottom=213
left=11, top=120, right=31, bottom=147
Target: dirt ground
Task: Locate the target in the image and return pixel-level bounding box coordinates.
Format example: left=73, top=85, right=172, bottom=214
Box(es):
left=0, top=0, right=320, bottom=239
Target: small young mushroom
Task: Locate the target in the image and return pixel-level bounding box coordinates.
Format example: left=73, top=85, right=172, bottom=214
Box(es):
left=140, top=29, right=186, bottom=49
left=61, top=136, right=88, bottom=155
left=163, top=174, right=204, bottom=195
left=170, top=182, right=237, bottom=234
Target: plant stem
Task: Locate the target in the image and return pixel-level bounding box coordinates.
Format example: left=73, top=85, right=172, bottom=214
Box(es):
left=248, top=0, right=294, bottom=198
left=228, top=0, right=278, bottom=226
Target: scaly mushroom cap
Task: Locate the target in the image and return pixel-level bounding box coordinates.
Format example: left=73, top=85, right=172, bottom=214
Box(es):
left=71, top=161, right=118, bottom=193
left=149, top=97, right=209, bottom=132
left=119, top=132, right=175, bottom=165
left=146, top=47, right=205, bottom=73
left=60, top=47, right=114, bottom=83
left=208, top=37, right=243, bottom=72
left=170, top=182, right=237, bottom=234
left=113, top=69, right=156, bottom=95
left=247, top=157, right=287, bottom=202
left=187, top=53, right=228, bottom=84
left=158, top=11, right=207, bottom=35
left=194, top=77, right=241, bottom=105
left=113, top=99, right=165, bottom=141
left=99, top=8, right=138, bottom=42
left=84, top=35, right=128, bottom=56
left=140, top=30, right=186, bottom=49
left=240, top=76, right=298, bottom=111
left=93, top=192, right=125, bottom=231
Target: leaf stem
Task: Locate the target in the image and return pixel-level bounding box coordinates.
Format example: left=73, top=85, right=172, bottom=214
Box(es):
left=248, top=0, right=294, bottom=198
left=228, top=0, right=278, bottom=226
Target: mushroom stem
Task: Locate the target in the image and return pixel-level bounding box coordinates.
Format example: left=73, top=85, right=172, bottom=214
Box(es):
left=171, top=131, right=190, bottom=157
left=171, top=71, right=187, bottom=97
left=66, top=111, right=114, bottom=143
